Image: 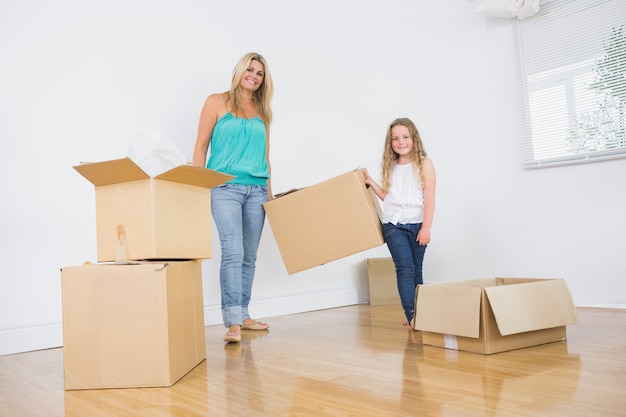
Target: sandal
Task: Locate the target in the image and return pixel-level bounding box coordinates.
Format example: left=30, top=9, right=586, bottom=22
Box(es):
left=242, top=320, right=269, bottom=331
left=223, top=332, right=241, bottom=343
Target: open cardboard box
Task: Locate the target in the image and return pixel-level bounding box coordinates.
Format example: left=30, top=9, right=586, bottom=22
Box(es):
left=414, top=277, right=578, bottom=354
left=74, top=157, right=233, bottom=262
left=61, top=260, right=206, bottom=390
left=263, top=169, right=384, bottom=275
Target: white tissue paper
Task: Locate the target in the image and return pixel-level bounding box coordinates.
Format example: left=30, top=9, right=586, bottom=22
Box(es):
left=474, top=0, right=540, bottom=20
left=127, top=128, right=187, bottom=177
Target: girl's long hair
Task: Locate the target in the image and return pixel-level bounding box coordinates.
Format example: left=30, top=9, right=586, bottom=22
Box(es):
left=380, top=117, right=428, bottom=191
left=228, top=52, right=274, bottom=125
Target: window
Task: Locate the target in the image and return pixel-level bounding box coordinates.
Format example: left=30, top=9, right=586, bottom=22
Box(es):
left=515, top=0, right=626, bottom=168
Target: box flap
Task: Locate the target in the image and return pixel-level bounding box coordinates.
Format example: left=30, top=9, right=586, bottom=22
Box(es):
left=73, top=158, right=147, bottom=186
left=485, top=278, right=578, bottom=336
left=443, top=277, right=500, bottom=288
left=273, top=188, right=301, bottom=198
left=415, top=284, right=483, bottom=338
left=74, top=157, right=234, bottom=188
left=156, top=165, right=234, bottom=189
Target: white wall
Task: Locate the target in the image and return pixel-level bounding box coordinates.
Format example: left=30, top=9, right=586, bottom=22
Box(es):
left=1, top=0, right=625, bottom=355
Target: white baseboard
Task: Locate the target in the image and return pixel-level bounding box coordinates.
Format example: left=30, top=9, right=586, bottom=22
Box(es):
left=203, top=287, right=361, bottom=326
left=576, top=303, right=626, bottom=309
left=8, top=288, right=614, bottom=356
left=0, top=287, right=360, bottom=356
left=0, top=321, right=63, bottom=356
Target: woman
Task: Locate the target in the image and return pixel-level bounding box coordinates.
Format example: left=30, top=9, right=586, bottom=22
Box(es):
left=193, top=52, right=274, bottom=343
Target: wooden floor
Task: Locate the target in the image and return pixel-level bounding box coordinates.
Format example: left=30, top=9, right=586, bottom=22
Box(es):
left=1, top=305, right=625, bottom=416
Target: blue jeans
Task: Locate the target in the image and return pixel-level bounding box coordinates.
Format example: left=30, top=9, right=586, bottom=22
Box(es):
left=382, top=222, right=427, bottom=323
left=211, top=183, right=267, bottom=328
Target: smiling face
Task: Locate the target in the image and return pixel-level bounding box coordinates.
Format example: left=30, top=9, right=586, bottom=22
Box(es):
left=239, top=59, right=265, bottom=93
left=390, top=124, right=414, bottom=163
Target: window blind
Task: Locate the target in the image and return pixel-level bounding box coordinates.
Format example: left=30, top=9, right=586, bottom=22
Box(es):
left=515, top=0, right=626, bottom=168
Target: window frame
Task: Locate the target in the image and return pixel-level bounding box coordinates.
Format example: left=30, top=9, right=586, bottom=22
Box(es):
left=514, top=0, right=626, bottom=169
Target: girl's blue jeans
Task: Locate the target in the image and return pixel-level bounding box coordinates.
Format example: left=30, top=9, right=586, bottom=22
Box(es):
left=211, top=183, right=267, bottom=328
left=382, top=222, right=427, bottom=323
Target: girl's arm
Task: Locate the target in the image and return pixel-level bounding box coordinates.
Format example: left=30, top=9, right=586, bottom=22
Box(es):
left=363, top=169, right=387, bottom=201
left=417, top=157, right=436, bottom=246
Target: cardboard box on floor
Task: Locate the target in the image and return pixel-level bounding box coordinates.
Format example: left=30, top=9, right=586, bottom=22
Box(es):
left=367, top=258, right=400, bottom=305
left=413, top=277, right=578, bottom=354
left=74, top=157, right=233, bottom=262
left=61, top=260, right=206, bottom=390
left=264, top=169, right=384, bottom=275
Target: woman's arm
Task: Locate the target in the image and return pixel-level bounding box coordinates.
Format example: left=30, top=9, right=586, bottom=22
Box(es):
left=265, top=125, right=273, bottom=200
left=193, top=94, right=221, bottom=167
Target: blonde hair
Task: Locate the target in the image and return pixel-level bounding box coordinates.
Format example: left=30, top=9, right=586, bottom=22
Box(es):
left=227, top=52, right=274, bottom=125
left=380, top=117, right=428, bottom=192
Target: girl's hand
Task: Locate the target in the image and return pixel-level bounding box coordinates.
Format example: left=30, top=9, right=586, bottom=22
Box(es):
left=363, top=169, right=373, bottom=186
left=417, top=227, right=431, bottom=246
left=363, top=169, right=387, bottom=201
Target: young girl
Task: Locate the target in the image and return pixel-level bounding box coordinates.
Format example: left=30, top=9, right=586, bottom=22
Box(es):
left=364, top=117, right=436, bottom=328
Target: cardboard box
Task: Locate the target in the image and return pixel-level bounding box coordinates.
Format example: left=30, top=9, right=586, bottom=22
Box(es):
left=61, top=260, right=206, bottom=390
left=263, top=169, right=384, bottom=275
left=414, top=277, right=578, bottom=354
left=366, top=257, right=400, bottom=305
left=74, top=157, right=233, bottom=262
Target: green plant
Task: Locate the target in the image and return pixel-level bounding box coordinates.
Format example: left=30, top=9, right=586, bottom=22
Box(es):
left=569, top=25, right=626, bottom=152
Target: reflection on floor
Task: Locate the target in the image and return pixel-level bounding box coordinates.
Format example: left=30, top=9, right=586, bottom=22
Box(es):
left=1, top=305, right=625, bottom=416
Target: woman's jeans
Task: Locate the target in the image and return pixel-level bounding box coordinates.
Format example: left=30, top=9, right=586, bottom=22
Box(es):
left=382, top=222, right=427, bottom=323
left=211, top=183, right=267, bottom=328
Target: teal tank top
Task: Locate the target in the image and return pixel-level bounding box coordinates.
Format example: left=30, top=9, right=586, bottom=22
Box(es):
left=206, top=112, right=269, bottom=186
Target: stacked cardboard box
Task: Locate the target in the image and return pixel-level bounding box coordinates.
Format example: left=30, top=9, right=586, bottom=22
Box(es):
left=61, top=157, right=232, bottom=389
left=61, top=261, right=206, bottom=389
left=73, top=158, right=232, bottom=261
